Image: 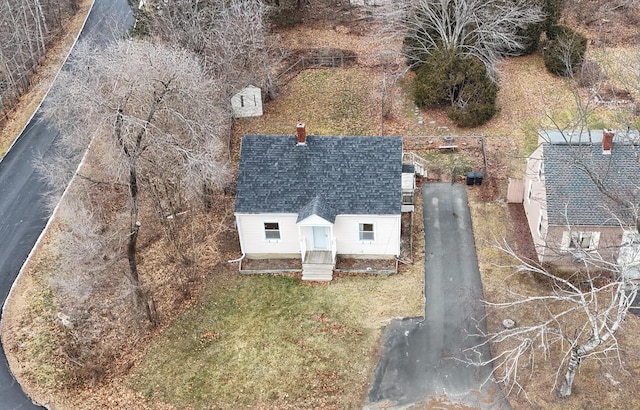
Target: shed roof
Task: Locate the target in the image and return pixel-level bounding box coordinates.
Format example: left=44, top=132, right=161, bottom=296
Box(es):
left=543, top=142, right=640, bottom=226
left=235, top=135, right=402, bottom=216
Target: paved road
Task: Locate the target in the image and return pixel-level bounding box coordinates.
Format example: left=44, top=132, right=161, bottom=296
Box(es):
left=0, top=2, right=134, bottom=408
left=367, top=183, right=510, bottom=409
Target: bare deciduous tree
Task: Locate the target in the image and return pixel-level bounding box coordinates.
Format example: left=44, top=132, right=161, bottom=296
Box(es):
left=473, top=237, right=638, bottom=398
left=372, top=0, right=544, bottom=78
left=0, top=0, right=79, bottom=118
left=43, top=39, right=230, bottom=324
left=146, top=0, right=278, bottom=97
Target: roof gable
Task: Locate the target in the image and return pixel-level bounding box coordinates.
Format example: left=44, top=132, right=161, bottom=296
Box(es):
left=297, top=195, right=336, bottom=223
left=235, top=135, right=402, bottom=216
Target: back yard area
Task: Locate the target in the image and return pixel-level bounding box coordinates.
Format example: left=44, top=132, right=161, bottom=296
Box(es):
left=3, top=1, right=640, bottom=409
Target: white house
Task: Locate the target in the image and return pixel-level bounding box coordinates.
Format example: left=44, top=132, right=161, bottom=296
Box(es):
left=231, top=85, right=263, bottom=118
left=234, top=124, right=404, bottom=281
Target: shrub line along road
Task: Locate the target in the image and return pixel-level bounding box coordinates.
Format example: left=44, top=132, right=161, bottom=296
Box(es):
left=367, top=183, right=510, bottom=409
left=0, top=2, right=134, bottom=408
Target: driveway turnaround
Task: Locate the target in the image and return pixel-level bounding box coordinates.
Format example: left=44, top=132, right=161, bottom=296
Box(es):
left=367, top=183, right=510, bottom=409
left=0, top=1, right=134, bottom=408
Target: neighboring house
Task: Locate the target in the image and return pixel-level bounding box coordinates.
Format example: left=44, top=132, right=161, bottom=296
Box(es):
left=231, top=85, right=263, bottom=118
left=234, top=124, right=409, bottom=281
left=523, top=129, right=640, bottom=265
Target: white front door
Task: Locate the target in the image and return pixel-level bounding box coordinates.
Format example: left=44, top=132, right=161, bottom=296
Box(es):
left=312, top=226, right=329, bottom=250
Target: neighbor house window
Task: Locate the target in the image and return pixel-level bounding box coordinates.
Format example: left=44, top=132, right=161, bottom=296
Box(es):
left=402, top=191, right=414, bottom=205
left=527, top=180, right=533, bottom=203
left=264, top=222, right=280, bottom=240
left=562, top=231, right=600, bottom=251
left=537, top=215, right=543, bottom=236
left=359, top=223, right=374, bottom=241
left=537, top=160, right=543, bottom=180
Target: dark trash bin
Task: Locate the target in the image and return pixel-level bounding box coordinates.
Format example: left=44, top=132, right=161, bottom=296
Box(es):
left=466, top=172, right=475, bottom=186
left=474, top=172, right=483, bottom=185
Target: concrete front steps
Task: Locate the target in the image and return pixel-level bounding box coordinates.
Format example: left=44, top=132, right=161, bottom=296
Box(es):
left=302, top=250, right=335, bottom=281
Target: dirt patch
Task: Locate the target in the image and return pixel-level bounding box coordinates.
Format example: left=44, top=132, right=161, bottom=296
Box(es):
left=334, top=258, right=397, bottom=274
left=240, top=258, right=302, bottom=272
left=507, top=203, right=539, bottom=263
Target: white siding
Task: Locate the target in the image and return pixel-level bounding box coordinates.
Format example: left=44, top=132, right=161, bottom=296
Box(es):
left=231, top=85, right=263, bottom=118
left=334, top=215, right=400, bottom=257
left=236, top=214, right=300, bottom=257
left=236, top=213, right=401, bottom=259
left=523, top=144, right=548, bottom=261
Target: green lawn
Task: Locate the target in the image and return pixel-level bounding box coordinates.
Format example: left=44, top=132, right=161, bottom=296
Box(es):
left=129, top=272, right=423, bottom=409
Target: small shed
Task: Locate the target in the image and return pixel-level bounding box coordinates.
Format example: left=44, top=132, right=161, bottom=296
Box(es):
left=231, top=85, right=263, bottom=118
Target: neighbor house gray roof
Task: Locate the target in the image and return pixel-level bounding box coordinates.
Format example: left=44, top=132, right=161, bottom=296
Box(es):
left=539, top=129, right=640, bottom=145
left=235, top=135, right=402, bottom=216
left=543, top=141, right=640, bottom=226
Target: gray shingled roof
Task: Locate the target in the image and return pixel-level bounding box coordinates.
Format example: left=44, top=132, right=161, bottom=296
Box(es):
left=544, top=142, right=640, bottom=226
left=539, top=129, right=640, bottom=145
left=235, top=135, right=402, bottom=216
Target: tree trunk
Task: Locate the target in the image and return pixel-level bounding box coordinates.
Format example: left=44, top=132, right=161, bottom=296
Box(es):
left=126, top=162, right=157, bottom=326
left=558, top=347, right=582, bottom=398
left=127, top=160, right=140, bottom=280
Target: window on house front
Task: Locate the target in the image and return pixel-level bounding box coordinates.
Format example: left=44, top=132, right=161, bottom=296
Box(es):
left=264, top=222, right=280, bottom=240
left=359, top=223, right=374, bottom=241
left=527, top=180, right=533, bottom=203
left=240, top=95, right=245, bottom=108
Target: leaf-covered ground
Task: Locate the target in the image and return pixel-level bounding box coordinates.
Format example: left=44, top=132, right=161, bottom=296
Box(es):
left=3, top=0, right=640, bottom=409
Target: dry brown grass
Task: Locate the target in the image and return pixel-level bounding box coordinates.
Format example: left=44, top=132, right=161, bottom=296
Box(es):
left=468, top=188, right=640, bottom=409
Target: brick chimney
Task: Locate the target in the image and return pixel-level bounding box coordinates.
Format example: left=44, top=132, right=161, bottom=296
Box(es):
left=296, top=122, right=306, bottom=145
left=602, top=129, right=614, bottom=154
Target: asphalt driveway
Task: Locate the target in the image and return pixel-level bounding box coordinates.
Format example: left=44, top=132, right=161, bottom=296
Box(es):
left=367, top=183, right=510, bottom=409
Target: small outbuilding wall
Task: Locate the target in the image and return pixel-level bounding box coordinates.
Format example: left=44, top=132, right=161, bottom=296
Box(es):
left=231, top=85, right=263, bottom=118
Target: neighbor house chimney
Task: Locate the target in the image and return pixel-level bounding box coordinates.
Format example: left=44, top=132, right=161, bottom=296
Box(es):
left=297, top=122, right=306, bottom=145
left=602, top=129, right=614, bottom=154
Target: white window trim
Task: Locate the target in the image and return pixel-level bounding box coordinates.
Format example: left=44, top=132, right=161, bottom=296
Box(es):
left=264, top=221, right=281, bottom=241
left=527, top=180, right=533, bottom=204
left=537, top=214, right=543, bottom=237
left=561, top=231, right=600, bottom=252
left=537, top=160, right=543, bottom=181
left=359, top=222, right=375, bottom=242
